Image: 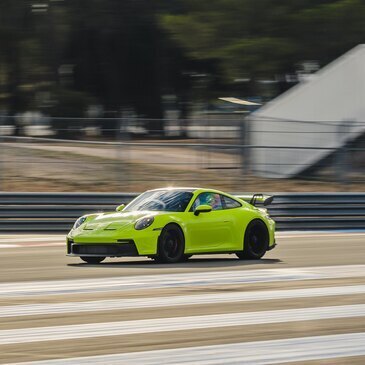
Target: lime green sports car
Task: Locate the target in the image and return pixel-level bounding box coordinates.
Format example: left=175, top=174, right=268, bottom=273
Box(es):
left=67, top=188, right=276, bottom=264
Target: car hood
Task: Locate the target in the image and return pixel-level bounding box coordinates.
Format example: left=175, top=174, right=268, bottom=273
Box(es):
left=80, top=210, right=158, bottom=231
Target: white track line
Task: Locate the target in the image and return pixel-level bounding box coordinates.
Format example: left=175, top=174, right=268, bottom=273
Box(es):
left=0, top=237, right=64, bottom=243
left=0, top=244, right=20, bottom=248
left=0, top=304, right=364, bottom=345
left=277, top=232, right=365, bottom=238
left=1, top=264, right=364, bottom=297
left=0, top=236, right=64, bottom=248
left=1, top=285, right=365, bottom=318
left=13, top=332, right=365, bottom=365
left=0, top=242, right=64, bottom=248
left=0, top=232, right=363, bottom=249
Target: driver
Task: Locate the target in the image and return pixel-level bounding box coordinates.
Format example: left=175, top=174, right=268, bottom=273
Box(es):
left=210, top=193, right=222, bottom=210
left=198, top=193, right=221, bottom=210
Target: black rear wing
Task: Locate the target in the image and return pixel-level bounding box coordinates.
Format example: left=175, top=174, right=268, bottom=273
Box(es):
left=236, top=194, right=274, bottom=207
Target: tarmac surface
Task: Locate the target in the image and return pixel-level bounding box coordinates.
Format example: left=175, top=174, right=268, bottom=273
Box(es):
left=0, top=232, right=364, bottom=364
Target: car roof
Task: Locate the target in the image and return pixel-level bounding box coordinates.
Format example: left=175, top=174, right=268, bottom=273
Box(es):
left=146, top=187, right=198, bottom=193
left=146, top=187, right=229, bottom=195
left=142, top=188, right=244, bottom=206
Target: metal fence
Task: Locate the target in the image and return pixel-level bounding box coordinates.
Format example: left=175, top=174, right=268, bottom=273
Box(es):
left=0, top=192, right=364, bottom=232
left=0, top=116, right=364, bottom=192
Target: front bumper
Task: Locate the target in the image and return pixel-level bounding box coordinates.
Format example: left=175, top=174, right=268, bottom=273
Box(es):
left=67, top=225, right=161, bottom=256
left=67, top=240, right=139, bottom=257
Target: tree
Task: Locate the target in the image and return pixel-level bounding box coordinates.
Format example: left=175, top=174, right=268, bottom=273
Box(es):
left=161, top=0, right=365, bottom=90
left=67, top=0, right=167, bottom=134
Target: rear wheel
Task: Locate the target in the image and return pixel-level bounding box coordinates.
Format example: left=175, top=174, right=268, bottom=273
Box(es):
left=237, top=220, right=269, bottom=260
left=80, top=256, right=105, bottom=264
left=154, top=224, right=185, bottom=263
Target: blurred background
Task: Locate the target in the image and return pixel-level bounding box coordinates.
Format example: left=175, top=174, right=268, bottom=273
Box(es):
left=0, top=0, right=364, bottom=192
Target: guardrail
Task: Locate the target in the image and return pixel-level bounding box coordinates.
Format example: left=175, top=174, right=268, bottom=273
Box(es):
left=0, top=192, right=364, bottom=232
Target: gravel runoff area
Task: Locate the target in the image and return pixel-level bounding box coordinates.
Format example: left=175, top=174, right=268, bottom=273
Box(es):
left=1, top=141, right=364, bottom=192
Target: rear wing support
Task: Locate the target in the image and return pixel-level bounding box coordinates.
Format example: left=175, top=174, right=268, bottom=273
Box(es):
left=236, top=194, right=274, bottom=206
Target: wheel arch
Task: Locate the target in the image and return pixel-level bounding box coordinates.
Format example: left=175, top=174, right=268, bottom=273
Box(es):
left=158, top=222, right=186, bottom=249
left=155, top=222, right=186, bottom=263
left=243, top=218, right=270, bottom=250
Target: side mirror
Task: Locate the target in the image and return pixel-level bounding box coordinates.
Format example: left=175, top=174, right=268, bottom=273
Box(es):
left=194, top=204, right=212, bottom=216
left=116, top=204, right=126, bottom=212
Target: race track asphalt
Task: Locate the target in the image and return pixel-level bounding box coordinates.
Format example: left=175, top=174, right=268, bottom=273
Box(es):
left=0, top=232, right=364, bottom=364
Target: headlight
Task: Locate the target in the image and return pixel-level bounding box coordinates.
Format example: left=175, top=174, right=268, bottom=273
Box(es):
left=73, top=216, right=87, bottom=230
left=134, top=216, right=154, bottom=230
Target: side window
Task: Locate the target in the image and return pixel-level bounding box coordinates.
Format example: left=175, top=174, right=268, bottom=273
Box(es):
left=221, top=195, right=241, bottom=209
left=192, top=192, right=223, bottom=211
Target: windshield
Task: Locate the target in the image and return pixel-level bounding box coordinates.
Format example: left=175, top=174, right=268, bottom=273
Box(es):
left=124, top=190, right=194, bottom=212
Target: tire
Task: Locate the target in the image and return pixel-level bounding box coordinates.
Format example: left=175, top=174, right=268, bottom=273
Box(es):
left=237, top=220, right=269, bottom=260
left=80, top=256, right=105, bottom=264
left=154, top=224, right=185, bottom=263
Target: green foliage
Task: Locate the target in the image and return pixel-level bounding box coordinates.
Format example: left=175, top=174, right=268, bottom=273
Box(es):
left=51, top=89, right=93, bottom=118
left=1, top=0, right=365, bottom=122
left=161, top=0, right=365, bottom=80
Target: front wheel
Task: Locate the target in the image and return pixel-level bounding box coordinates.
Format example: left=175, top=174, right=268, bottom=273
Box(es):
left=237, top=220, right=269, bottom=260
left=154, top=224, right=185, bottom=263
left=80, top=256, right=105, bottom=264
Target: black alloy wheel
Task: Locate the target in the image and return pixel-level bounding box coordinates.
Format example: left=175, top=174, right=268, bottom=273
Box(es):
left=237, top=220, right=269, bottom=260
left=155, top=224, right=185, bottom=263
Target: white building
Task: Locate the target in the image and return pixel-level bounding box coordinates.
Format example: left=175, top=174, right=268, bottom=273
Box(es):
left=249, top=45, right=365, bottom=178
